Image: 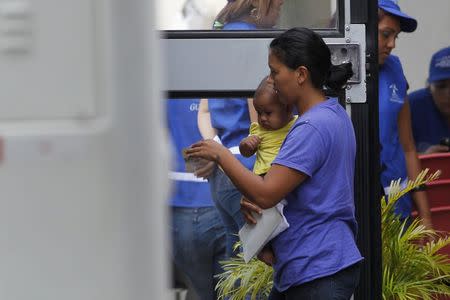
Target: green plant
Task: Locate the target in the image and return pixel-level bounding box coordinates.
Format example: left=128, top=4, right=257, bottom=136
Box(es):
left=215, top=244, right=273, bottom=300
left=382, top=170, right=450, bottom=300
left=216, top=169, right=450, bottom=300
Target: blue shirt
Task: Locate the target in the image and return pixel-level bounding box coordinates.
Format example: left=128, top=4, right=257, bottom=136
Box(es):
left=271, top=98, right=363, bottom=291
left=379, top=55, right=412, bottom=217
left=222, top=21, right=257, bottom=30
left=207, top=21, right=257, bottom=170
left=409, top=88, right=450, bottom=153
left=167, top=99, right=214, bottom=208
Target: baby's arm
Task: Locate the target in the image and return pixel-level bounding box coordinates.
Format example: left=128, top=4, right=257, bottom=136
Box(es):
left=239, top=135, right=261, bottom=157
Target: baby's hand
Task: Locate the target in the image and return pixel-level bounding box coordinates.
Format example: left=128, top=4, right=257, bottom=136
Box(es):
left=239, top=135, right=261, bottom=157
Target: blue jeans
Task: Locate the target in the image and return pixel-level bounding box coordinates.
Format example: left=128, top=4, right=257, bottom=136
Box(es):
left=171, top=206, right=226, bottom=300
left=268, top=263, right=361, bottom=300
left=209, top=168, right=245, bottom=257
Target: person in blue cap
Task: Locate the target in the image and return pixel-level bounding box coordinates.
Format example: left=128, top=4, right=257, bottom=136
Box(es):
left=198, top=0, right=285, bottom=258
left=378, top=0, right=432, bottom=228
left=408, top=46, right=450, bottom=154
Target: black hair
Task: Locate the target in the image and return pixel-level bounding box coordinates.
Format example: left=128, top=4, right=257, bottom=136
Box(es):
left=253, top=76, right=276, bottom=99
left=269, top=27, right=353, bottom=93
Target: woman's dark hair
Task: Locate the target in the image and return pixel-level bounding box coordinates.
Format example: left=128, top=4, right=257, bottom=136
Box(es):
left=270, top=27, right=353, bottom=93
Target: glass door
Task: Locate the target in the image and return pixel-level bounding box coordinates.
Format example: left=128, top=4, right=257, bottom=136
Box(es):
left=160, top=0, right=381, bottom=298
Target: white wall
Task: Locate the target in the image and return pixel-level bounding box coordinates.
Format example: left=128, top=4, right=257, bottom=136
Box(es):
left=0, top=0, right=170, bottom=299
left=394, top=0, right=450, bottom=92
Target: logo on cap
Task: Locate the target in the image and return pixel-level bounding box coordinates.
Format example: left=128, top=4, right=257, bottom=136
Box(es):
left=435, top=55, right=450, bottom=69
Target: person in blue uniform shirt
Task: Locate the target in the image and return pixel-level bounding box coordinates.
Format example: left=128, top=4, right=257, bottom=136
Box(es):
left=377, top=0, right=432, bottom=229
left=167, top=99, right=226, bottom=300
left=197, top=0, right=285, bottom=257
left=409, top=46, right=450, bottom=154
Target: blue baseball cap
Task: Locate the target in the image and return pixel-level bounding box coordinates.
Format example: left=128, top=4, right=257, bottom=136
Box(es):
left=378, top=0, right=417, bottom=33
left=428, top=47, right=450, bottom=83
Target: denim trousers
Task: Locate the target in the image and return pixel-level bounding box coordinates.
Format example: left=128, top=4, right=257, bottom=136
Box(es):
left=171, top=206, right=226, bottom=300
left=209, top=168, right=245, bottom=257
left=268, top=263, right=361, bottom=300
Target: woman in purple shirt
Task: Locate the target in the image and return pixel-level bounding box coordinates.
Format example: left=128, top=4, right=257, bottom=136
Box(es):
left=187, top=27, right=363, bottom=299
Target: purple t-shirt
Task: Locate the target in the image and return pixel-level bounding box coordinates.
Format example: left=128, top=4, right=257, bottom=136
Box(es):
left=271, top=98, right=363, bottom=291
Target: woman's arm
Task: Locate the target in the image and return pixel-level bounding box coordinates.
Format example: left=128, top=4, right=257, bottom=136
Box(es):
left=186, top=140, right=306, bottom=209
left=197, top=99, right=217, bottom=139
left=398, top=99, right=432, bottom=228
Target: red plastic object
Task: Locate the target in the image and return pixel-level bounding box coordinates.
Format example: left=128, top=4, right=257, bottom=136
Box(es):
left=419, top=153, right=450, bottom=180
left=426, top=179, right=450, bottom=208
left=431, top=206, right=450, bottom=232
left=429, top=206, right=450, bottom=260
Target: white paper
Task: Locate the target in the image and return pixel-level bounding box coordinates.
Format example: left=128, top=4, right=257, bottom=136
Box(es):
left=239, top=205, right=289, bottom=263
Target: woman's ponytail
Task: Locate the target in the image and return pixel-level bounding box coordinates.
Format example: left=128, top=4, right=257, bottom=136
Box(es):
left=325, top=62, right=353, bottom=93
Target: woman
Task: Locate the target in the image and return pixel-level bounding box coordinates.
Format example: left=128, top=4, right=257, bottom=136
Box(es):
left=377, top=0, right=432, bottom=228
left=197, top=0, right=284, bottom=257
left=189, top=27, right=362, bottom=299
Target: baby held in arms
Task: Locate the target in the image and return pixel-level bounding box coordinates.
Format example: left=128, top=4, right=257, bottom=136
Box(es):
left=239, top=76, right=297, bottom=264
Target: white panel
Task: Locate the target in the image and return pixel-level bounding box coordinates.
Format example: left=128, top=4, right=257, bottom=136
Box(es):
left=165, top=34, right=367, bottom=104
left=0, top=0, right=170, bottom=299
left=164, top=38, right=272, bottom=91
left=394, top=0, right=450, bottom=91
left=0, top=0, right=97, bottom=120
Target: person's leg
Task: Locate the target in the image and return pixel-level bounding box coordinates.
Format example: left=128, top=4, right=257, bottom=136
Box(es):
left=209, top=168, right=245, bottom=257
left=284, top=263, right=361, bottom=300
left=208, top=208, right=227, bottom=296
left=172, top=207, right=226, bottom=300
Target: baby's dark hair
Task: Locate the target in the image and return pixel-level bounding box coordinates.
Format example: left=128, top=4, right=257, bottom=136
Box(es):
left=253, top=76, right=277, bottom=100
left=270, top=27, right=353, bottom=93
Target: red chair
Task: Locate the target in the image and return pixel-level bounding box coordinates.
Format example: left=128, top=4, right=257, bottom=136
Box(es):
left=426, top=179, right=450, bottom=208
left=411, top=204, right=450, bottom=300
left=414, top=156, right=450, bottom=299
left=411, top=180, right=450, bottom=257
left=430, top=206, right=450, bottom=262
left=432, top=206, right=450, bottom=233
left=418, top=181, right=450, bottom=235
left=419, top=153, right=450, bottom=180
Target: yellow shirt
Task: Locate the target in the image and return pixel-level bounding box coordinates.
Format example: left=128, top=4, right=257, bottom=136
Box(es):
left=250, top=116, right=298, bottom=175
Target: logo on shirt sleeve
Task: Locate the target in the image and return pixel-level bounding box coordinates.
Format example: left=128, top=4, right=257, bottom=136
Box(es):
left=389, top=84, right=404, bottom=104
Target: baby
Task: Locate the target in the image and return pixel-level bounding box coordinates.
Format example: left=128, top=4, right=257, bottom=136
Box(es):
left=239, top=77, right=297, bottom=263
left=240, top=76, right=297, bottom=177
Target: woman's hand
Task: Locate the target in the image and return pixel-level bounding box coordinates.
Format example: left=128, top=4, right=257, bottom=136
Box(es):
left=186, top=139, right=228, bottom=162
left=240, top=197, right=262, bottom=224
